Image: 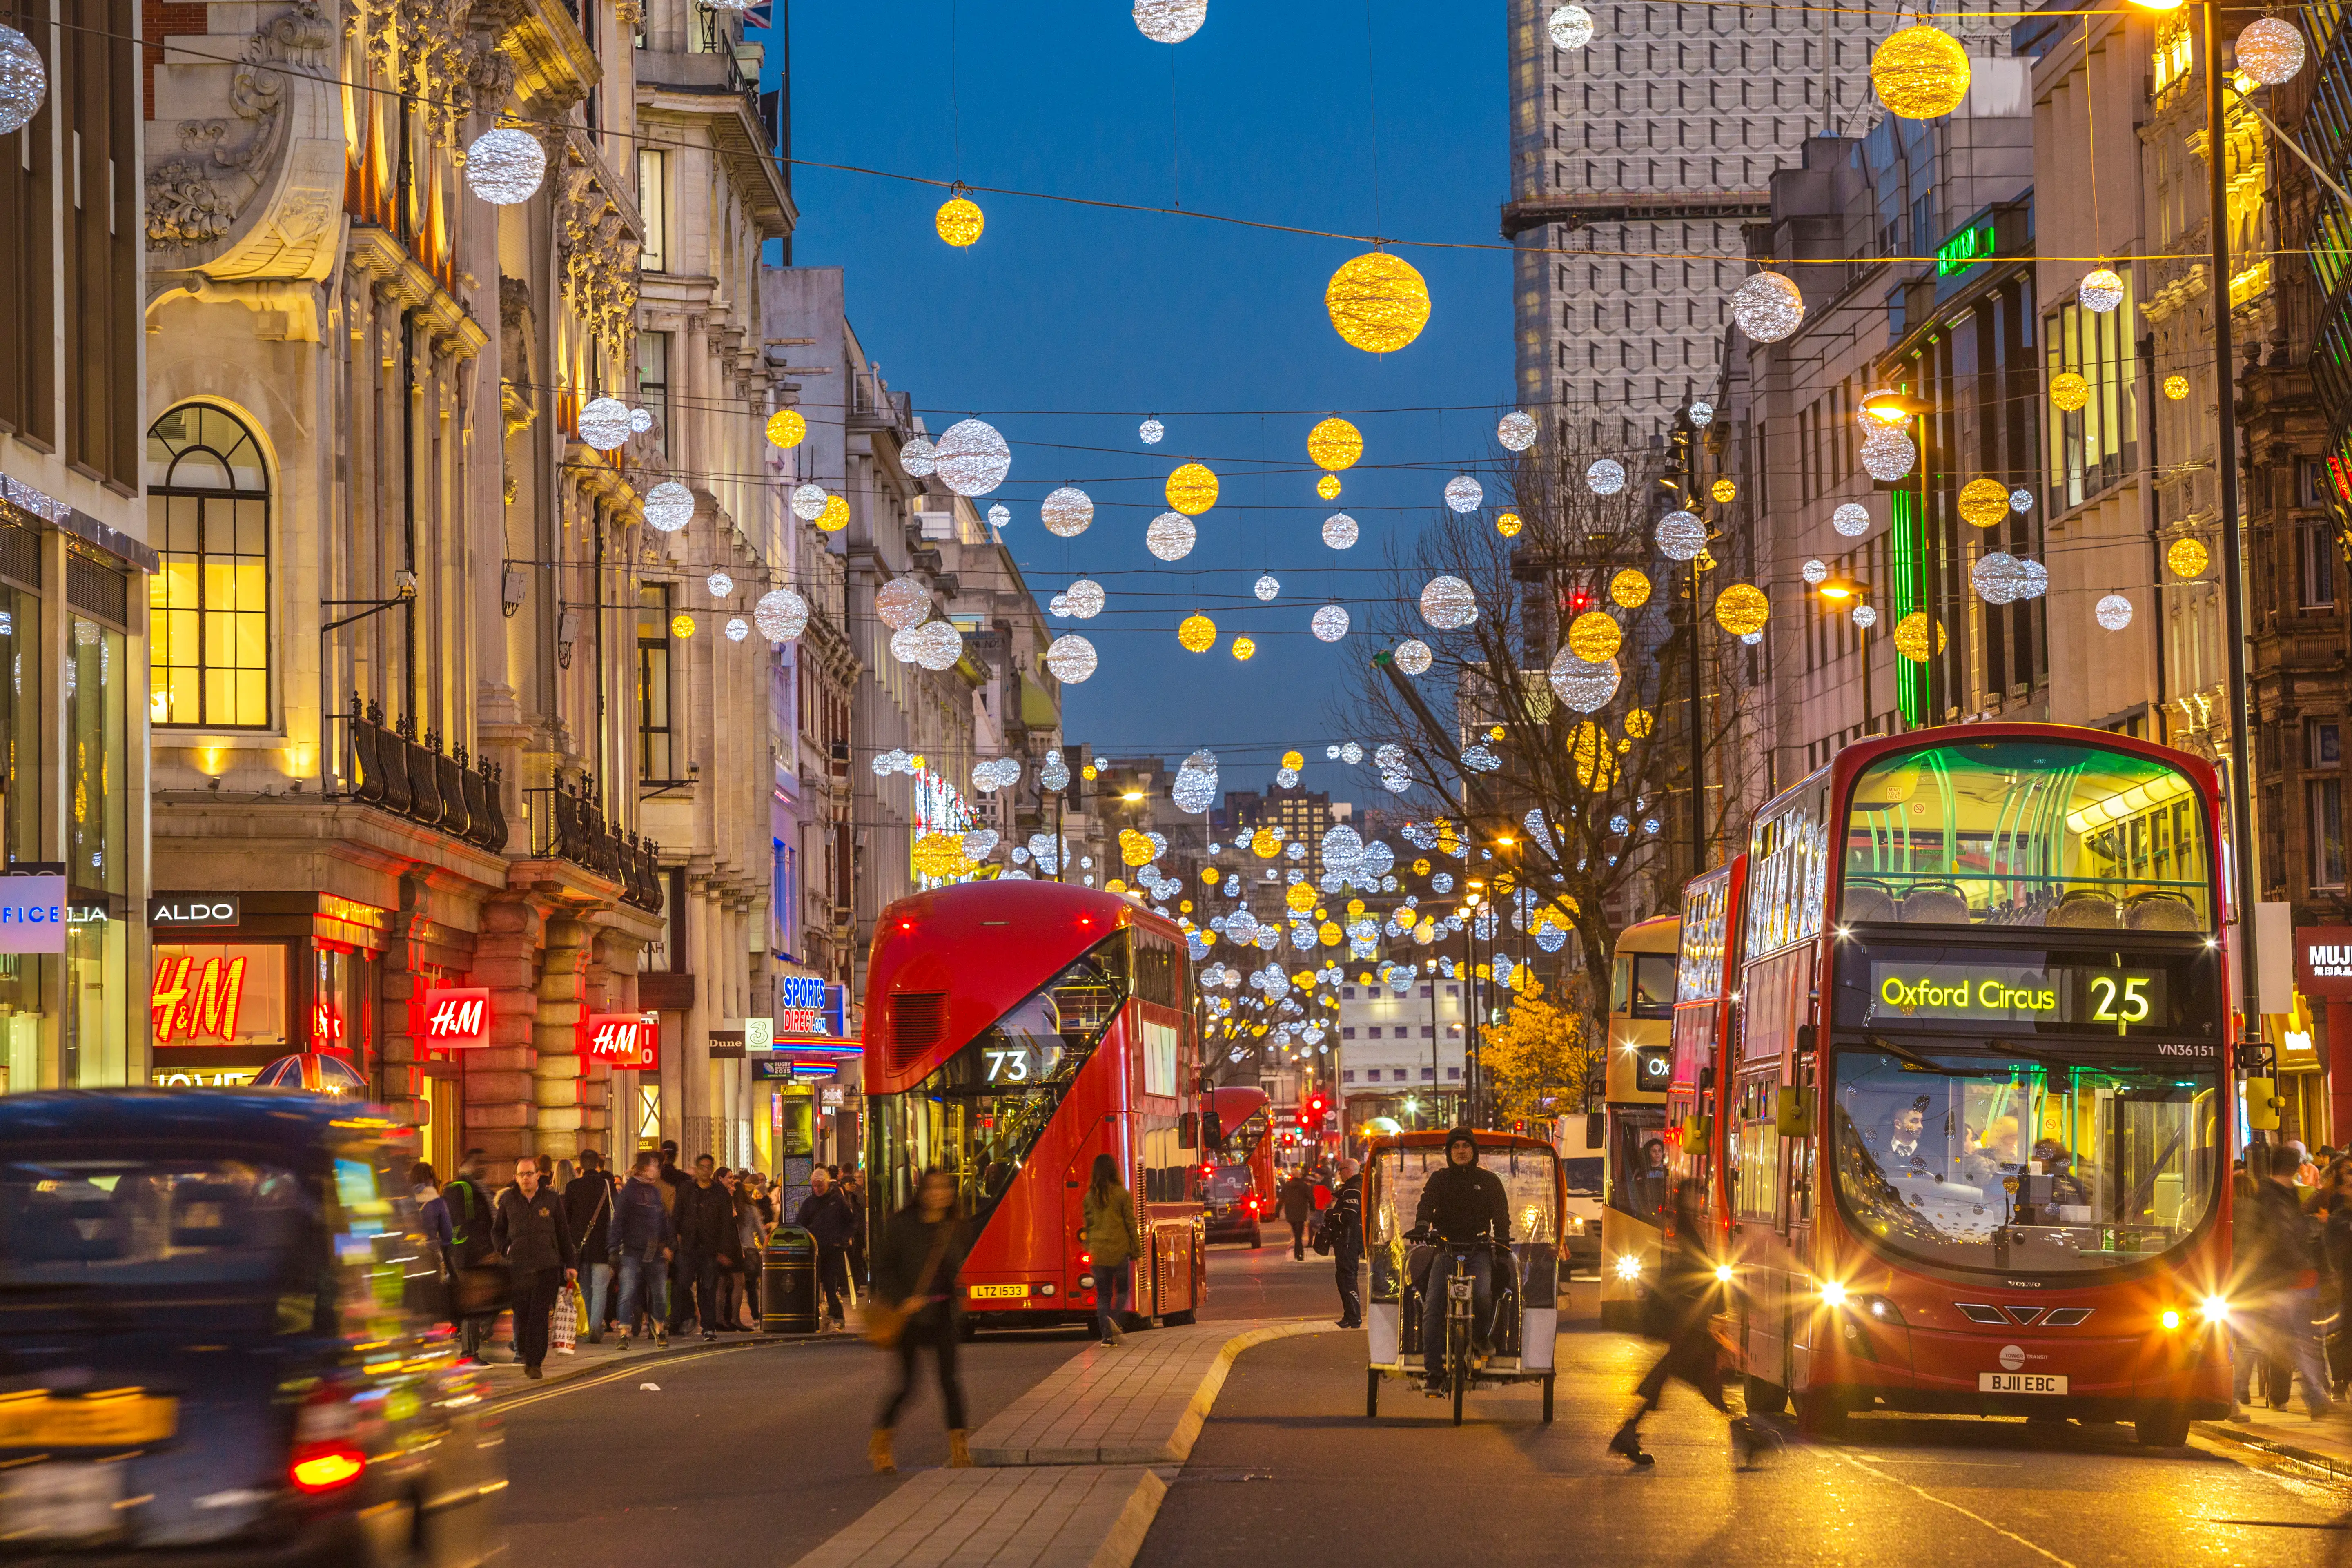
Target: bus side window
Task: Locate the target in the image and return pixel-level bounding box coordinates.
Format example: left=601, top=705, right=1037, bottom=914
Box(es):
left=1610, top=957, right=1630, bottom=1014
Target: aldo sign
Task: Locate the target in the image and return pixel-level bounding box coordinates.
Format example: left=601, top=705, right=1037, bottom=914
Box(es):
left=0, top=876, right=67, bottom=954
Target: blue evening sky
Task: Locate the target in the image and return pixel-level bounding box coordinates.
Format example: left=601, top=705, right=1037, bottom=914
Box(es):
left=767, top=1, right=1511, bottom=804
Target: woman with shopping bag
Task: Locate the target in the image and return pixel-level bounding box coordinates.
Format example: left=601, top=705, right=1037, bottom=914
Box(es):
left=866, top=1168, right=970, bottom=1474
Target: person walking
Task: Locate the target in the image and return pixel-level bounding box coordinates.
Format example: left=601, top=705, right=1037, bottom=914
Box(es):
left=870, top=1168, right=973, bottom=1474
left=441, top=1149, right=499, bottom=1364
left=735, top=1171, right=771, bottom=1328
left=612, top=1150, right=675, bottom=1350
left=1328, top=1156, right=1364, bottom=1328
left=797, top=1167, right=860, bottom=1330
left=492, top=1156, right=579, bottom=1379
left=840, top=1171, right=870, bottom=1288
left=411, top=1161, right=453, bottom=1282
left=1609, top=1182, right=1772, bottom=1467
left=1279, top=1167, right=1314, bottom=1260
left=672, top=1154, right=733, bottom=1340
left=1081, top=1153, right=1143, bottom=1346
left=563, top=1150, right=618, bottom=1343
left=2320, top=1158, right=2352, bottom=1397
left=2241, top=1141, right=2335, bottom=1417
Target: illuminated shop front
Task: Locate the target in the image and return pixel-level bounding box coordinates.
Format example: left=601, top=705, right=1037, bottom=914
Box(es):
left=146, top=893, right=385, bottom=1089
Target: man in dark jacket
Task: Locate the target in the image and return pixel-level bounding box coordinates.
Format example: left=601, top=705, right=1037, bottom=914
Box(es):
left=1412, top=1127, right=1512, bottom=1377
left=671, top=1154, right=734, bottom=1340
left=563, top=1149, right=619, bottom=1343
left=2241, top=1142, right=2334, bottom=1417
left=441, top=1149, right=498, bottom=1363
left=1279, top=1169, right=1314, bottom=1259
left=796, top=1167, right=860, bottom=1330
left=1328, top=1157, right=1365, bottom=1328
left=612, top=1151, right=675, bottom=1349
left=492, top=1157, right=579, bottom=1378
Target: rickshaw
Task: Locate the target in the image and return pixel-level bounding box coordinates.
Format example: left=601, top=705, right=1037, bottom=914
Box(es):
left=1362, top=1130, right=1563, bottom=1425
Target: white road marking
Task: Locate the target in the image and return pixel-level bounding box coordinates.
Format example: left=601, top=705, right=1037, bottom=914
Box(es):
left=1829, top=1448, right=2079, bottom=1568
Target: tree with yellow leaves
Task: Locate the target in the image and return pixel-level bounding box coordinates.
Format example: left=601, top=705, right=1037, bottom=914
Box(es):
left=1477, top=976, right=1601, bottom=1124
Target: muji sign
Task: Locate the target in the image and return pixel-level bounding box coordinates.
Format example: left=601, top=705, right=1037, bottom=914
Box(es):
left=416, top=987, right=493, bottom=1050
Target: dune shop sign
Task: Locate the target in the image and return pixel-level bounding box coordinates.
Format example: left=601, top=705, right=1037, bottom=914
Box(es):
left=416, top=987, right=493, bottom=1051
left=0, top=875, right=67, bottom=954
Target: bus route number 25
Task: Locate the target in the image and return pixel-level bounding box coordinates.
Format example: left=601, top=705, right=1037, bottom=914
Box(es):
left=2088, top=973, right=2153, bottom=1033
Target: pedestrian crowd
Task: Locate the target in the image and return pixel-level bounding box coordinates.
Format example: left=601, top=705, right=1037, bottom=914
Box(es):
left=406, top=1142, right=871, bottom=1377
left=2230, top=1136, right=2351, bottom=1418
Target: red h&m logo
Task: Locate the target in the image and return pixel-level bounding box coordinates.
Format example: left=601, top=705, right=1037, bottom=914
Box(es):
left=582, top=1013, right=659, bottom=1070
left=417, top=987, right=492, bottom=1050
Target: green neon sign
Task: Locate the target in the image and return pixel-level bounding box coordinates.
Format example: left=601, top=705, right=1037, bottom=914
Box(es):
left=1936, top=221, right=1995, bottom=277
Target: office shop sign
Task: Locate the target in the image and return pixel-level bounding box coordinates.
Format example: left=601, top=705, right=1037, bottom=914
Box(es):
left=0, top=875, right=67, bottom=954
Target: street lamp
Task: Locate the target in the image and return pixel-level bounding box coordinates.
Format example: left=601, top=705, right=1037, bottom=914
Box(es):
left=2123, top=0, right=2267, bottom=1078
left=1816, top=575, right=1877, bottom=737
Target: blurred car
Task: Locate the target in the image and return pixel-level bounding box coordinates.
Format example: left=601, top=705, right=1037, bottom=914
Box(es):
left=1559, top=1112, right=1604, bottom=1274
left=1200, top=1164, right=1264, bottom=1247
left=0, top=1090, right=501, bottom=1565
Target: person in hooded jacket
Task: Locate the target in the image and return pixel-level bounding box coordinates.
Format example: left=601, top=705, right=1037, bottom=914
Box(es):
left=611, top=1150, right=675, bottom=1350
left=1412, top=1127, right=1511, bottom=1377
left=1279, top=1168, right=1315, bottom=1259
left=1328, top=1157, right=1365, bottom=1329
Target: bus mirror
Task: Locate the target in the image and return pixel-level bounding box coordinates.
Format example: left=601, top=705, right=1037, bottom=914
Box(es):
left=1795, top=1024, right=1816, bottom=1058
left=1200, top=1110, right=1224, bottom=1151
left=2245, top=1078, right=2281, bottom=1131
left=1179, top=1112, right=1199, bottom=1150
left=1774, top=1087, right=1812, bottom=1138
left=1698, top=1065, right=1714, bottom=1091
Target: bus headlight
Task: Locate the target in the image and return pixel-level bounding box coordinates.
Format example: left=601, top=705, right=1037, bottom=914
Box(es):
left=2160, top=1308, right=2182, bottom=1330
left=2200, top=1295, right=2230, bottom=1324
left=1714, top=1263, right=1735, bottom=1283
left=1613, top=1254, right=1642, bottom=1281
left=1818, top=1279, right=1847, bottom=1308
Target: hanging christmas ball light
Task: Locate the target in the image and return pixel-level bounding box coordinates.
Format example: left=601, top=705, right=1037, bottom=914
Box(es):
left=1972, top=551, right=2025, bottom=605
left=1710, top=478, right=1737, bottom=503
left=465, top=127, right=547, bottom=204
left=1231, top=635, right=1257, bottom=661
left=1689, top=400, right=1716, bottom=427
left=1566, top=609, right=1621, bottom=662
left=1395, top=639, right=1434, bottom=675
left=2050, top=371, right=2091, bottom=412
left=1802, top=558, right=1829, bottom=585
left=1325, top=251, right=1432, bottom=354
left=1497, top=512, right=1523, bottom=538
left=2163, top=374, right=2189, bottom=401
left=766, top=409, right=806, bottom=449
left=1862, top=426, right=1917, bottom=481
left=2010, top=488, right=2035, bottom=513
left=1317, top=473, right=1343, bottom=501
left=1713, top=584, right=1769, bottom=637
left=1547, top=2, right=1594, bottom=49
left=629, top=408, right=655, bottom=435
left=1586, top=457, right=1627, bottom=495
left=0, top=23, right=46, bottom=134
left=1419, top=577, right=1478, bottom=630
left=754, top=588, right=808, bottom=642
left=578, top=396, right=632, bottom=450
left=1321, top=512, right=1359, bottom=550
left=1853, top=603, right=1880, bottom=629
left=1133, top=0, right=1207, bottom=43
left=935, top=418, right=1011, bottom=496
left=1497, top=410, right=1539, bottom=451
left=1139, top=417, right=1165, bottom=445
left=789, top=483, right=826, bottom=521
left=642, top=481, right=695, bottom=533
left=1443, top=475, right=1483, bottom=513
left=671, top=613, right=695, bottom=639
left=2018, top=558, right=2049, bottom=599
left=1958, top=478, right=2011, bottom=528
left=1254, top=573, right=1281, bottom=602
left=1728, top=270, right=1805, bottom=343
left=910, top=619, right=964, bottom=670
left=876, top=576, right=933, bottom=630
left=2095, top=593, right=2134, bottom=631
left=816, top=494, right=849, bottom=533
left=725, top=617, right=749, bottom=642
left=1547, top=647, right=1620, bottom=712
left=1146, top=512, right=1197, bottom=561
left=1610, top=568, right=1651, bottom=608
left=1656, top=510, right=1706, bottom=561
left=1307, top=417, right=1363, bottom=471
left=1892, top=610, right=1947, bottom=662
left=1178, top=612, right=1218, bottom=652
left=1041, top=486, right=1094, bottom=537
left=987, top=504, right=1010, bottom=528
left=1166, top=461, right=1219, bottom=515
left=2167, top=536, right=2210, bottom=579
left=901, top=436, right=937, bottom=476
left=1872, top=24, right=1972, bottom=119
left=1045, top=633, right=1098, bottom=683
left=935, top=189, right=984, bottom=247
left=1312, top=604, right=1350, bottom=642
left=2237, top=16, right=2307, bottom=85
left=707, top=572, right=734, bottom=597
left=2078, top=267, right=2125, bottom=313
left=1063, top=579, right=1106, bottom=619
left=1833, top=501, right=1871, bottom=537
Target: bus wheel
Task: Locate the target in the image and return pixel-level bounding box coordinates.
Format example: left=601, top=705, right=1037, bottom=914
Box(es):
left=1795, top=1389, right=1846, bottom=1436
left=1742, top=1375, right=1788, bottom=1417
left=2135, top=1405, right=2192, bottom=1448
left=1366, top=1370, right=1381, bottom=1419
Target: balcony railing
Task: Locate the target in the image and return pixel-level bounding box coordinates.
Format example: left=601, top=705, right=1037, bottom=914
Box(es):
left=345, top=696, right=508, bottom=854
left=522, top=775, right=667, bottom=913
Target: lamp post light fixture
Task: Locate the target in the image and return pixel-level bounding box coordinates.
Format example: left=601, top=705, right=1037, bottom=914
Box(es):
left=2123, top=0, right=2266, bottom=1078
left=1815, top=576, right=1877, bottom=737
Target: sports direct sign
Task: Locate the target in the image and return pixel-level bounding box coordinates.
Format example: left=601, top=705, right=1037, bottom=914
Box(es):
left=777, top=975, right=827, bottom=1033
left=581, top=1013, right=658, bottom=1070
left=416, top=987, right=492, bottom=1051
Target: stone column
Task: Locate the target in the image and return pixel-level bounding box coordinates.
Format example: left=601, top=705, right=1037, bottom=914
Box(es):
left=468, top=898, right=546, bottom=1161
left=532, top=915, right=593, bottom=1159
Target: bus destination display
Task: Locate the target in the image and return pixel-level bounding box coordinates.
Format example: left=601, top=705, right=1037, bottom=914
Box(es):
left=1865, top=961, right=2170, bottom=1034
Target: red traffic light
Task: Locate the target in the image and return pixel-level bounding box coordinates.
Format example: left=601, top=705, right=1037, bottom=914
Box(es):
left=1567, top=588, right=1592, bottom=615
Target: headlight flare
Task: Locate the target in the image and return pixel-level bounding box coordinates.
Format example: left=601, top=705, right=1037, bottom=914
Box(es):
left=1818, top=1279, right=1847, bottom=1307
left=1714, top=1263, right=1735, bottom=1283
left=2160, top=1308, right=2182, bottom=1330
left=1613, top=1254, right=1643, bottom=1281
left=2200, top=1295, right=2230, bottom=1323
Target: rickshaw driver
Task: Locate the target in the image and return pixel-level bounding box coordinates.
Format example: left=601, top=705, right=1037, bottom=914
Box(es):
left=1411, top=1127, right=1513, bottom=1378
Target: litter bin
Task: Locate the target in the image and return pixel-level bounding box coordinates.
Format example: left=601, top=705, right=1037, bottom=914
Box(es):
left=762, top=1225, right=820, bottom=1334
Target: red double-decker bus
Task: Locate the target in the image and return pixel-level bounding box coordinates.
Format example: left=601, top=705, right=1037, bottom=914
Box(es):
left=862, top=880, right=1209, bottom=1329
left=1204, top=1085, right=1274, bottom=1246
left=1711, top=724, right=2232, bottom=1446
left=1666, top=854, right=1745, bottom=1227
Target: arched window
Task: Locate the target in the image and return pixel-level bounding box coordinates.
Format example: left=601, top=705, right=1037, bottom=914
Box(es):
left=146, top=405, right=270, bottom=728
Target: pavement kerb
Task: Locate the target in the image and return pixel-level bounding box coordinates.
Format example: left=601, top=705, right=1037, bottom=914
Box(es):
left=1088, top=1468, right=1173, bottom=1568
left=2192, top=1419, right=2352, bottom=1484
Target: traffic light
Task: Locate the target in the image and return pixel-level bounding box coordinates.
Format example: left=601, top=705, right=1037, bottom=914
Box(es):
left=2246, top=1077, right=2281, bottom=1131
left=1566, top=586, right=1592, bottom=617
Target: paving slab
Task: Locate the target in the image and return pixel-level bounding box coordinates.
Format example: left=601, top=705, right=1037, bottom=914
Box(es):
left=787, top=1467, right=1173, bottom=1568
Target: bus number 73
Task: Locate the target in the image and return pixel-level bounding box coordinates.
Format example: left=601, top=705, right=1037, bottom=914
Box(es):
left=2089, top=975, right=2150, bottom=1034
left=984, top=1049, right=1031, bottom=1082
